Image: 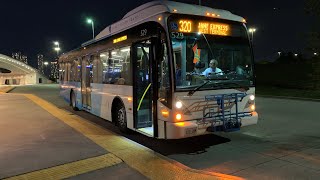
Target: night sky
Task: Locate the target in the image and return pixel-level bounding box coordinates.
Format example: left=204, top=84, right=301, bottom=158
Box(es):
left=0, top=0, right=315, bottom=68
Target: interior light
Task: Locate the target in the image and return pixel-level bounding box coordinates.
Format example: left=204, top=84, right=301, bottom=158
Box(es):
left=206, top=12, right=210, bottom=16
left=100, top=54, right=106, bottom=57
left=242, top=19, right=247, bottom=23
left=120, top=48, right=130, bottom=52
left=175, top=101, right=183, bottom=109
left=249, top=95, right=255, bottom=101
left=173, top=9, right=178, bottom=12
left=158, top=16, right=162, bottom=21
left=212, top=13, right=216, bottom=17
left=128, top=97, right=132, bottom=102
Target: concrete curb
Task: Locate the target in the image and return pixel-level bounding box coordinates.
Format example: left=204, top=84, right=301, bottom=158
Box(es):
left=0, top=86, right=16, bottom=93
left=257, top=94, right=320, bottom=102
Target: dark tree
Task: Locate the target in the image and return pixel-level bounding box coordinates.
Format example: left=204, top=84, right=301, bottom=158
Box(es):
left=305, top=0, right=320, bottom=52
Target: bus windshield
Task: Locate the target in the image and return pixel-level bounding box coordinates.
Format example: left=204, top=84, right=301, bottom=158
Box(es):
left=168, top=15, right=254, bottom=92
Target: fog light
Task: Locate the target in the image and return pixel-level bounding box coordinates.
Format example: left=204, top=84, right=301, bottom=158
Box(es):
left=175, top=122, right=185, bottom=126
left=176, top=113, right=182, bottom=121
left=250, top=105, right=255, bottom=111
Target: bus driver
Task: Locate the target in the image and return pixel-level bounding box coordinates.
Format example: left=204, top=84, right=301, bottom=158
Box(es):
left=202, top=59, right=223, bottom=77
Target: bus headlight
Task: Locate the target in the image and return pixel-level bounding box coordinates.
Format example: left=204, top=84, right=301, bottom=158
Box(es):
left=175, top=101, right=183, bottom=109
left=249, top=95, right=255, bottom=101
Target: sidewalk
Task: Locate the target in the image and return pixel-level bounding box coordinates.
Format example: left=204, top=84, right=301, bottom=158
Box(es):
left=0, top=93, right=241, bottom=180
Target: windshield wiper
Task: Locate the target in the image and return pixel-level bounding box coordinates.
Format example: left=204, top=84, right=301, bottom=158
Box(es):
left=187, top=81, right=210, bottom=96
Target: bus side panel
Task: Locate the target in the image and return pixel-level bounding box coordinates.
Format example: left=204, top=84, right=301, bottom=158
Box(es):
left=90, top=84, right=134, bottom=129
left=73, top=82, right=82, bottom=110
left=60, top=81, right=75, bottom=104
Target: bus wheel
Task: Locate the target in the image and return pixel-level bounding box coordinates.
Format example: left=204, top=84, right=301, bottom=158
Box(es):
left=71, top=91, right=79, bottom=111
left=116, top=104, right=128, bottom=133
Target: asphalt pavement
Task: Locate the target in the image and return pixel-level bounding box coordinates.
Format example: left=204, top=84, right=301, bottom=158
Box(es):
left=5, top=84, right=320, bottom=179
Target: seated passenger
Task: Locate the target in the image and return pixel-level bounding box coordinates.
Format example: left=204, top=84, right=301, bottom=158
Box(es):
left=191, top=61, right=205, bottom=75
left=202, top=59, right=223, bottom=77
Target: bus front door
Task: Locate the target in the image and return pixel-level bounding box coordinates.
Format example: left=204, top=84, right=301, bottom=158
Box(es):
left=81, top=57, right=92, bottom=109
left=133, top=40, right=155, bottom=134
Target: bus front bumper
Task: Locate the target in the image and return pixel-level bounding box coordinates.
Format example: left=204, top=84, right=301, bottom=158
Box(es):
left=165, top=111, right=258, bottom=139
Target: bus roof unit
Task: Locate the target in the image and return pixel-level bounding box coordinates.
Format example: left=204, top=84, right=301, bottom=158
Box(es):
left=95, top=1, right=244, bottom=41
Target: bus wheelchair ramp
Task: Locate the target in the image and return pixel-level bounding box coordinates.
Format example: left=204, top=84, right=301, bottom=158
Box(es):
left=203, top=93, right=249, bottom=132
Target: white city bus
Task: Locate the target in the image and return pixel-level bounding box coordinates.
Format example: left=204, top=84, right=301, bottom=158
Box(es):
left=59, top=1, right=258, bottom=139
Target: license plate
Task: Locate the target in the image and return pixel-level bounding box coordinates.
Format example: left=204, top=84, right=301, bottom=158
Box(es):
left=186, top=128, right=197, bottom=135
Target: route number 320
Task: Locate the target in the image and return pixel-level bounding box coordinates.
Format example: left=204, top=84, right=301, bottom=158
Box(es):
left=179, top=20, right=192, bottom=32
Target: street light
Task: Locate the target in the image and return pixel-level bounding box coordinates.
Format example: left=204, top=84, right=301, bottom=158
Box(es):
left=248, top=28, right=256, bottom=42
left=87, top=18, right=95, bottom=39
left=53, top=41, right=61, bottom=56
left=44, top=61, right=49, bottom=76
left=278, top=51, right=282, bottom=57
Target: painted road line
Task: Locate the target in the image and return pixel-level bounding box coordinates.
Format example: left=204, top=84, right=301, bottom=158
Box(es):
left=24, top=94, right=243, bottom=180
left=5, top=153, right=122, bottom=180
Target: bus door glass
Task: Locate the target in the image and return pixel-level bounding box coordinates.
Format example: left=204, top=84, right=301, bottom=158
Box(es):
left=81, top=56, right=93, bottom=109
left=133, top=40, right=154, bottom=130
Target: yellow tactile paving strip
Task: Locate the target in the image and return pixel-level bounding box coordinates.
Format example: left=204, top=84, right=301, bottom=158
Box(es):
left=7, top=94, right=243, bottom=180
left=5, top=153, right=122, bottom=180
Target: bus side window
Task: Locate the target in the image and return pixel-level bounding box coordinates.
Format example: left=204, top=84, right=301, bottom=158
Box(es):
left=93, top=54, right=103, bottom=83
left=59, top=63, right=64, bottom=82
left=119, top=46, right=131, bottom=85
left=100, top=51, right=110, bottom=84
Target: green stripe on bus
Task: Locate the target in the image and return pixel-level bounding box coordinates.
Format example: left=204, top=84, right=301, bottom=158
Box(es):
left=137, top=83, right=152, bottom=111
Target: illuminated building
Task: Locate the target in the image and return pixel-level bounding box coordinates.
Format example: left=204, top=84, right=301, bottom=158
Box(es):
left=11, top=52, right=28, bottom=64
left=50, top=60, right=59, bottom=81
left=37, top=54, right=44, bottom=74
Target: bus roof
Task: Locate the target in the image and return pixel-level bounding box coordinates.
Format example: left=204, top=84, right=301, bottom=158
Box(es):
left=95, top=1, right=245, bottom=41
left=60, top=1, right=245, bottom=60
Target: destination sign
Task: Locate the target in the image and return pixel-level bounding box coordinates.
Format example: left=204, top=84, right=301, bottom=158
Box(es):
left=174, top=20, right=230, bottom=36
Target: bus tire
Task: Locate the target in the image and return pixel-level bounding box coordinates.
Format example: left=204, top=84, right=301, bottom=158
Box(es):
left=116, top=103, right=128, bottom=133
left=70, top=91, right=79, bottom=111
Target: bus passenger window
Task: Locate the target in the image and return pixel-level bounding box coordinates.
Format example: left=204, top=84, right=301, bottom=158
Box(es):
left=100, top=51, right=110, bottom=84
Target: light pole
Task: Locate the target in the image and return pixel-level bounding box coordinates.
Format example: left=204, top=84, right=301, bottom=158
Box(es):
left=44, top=61, right=49, bottom=77
left=278, top=51, right=282, bottom=57
left=248, top=28, right=256, bottom=42
left=53, top=41, right=61, bottom=56
left=87, top=19, right=95, bottom=39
